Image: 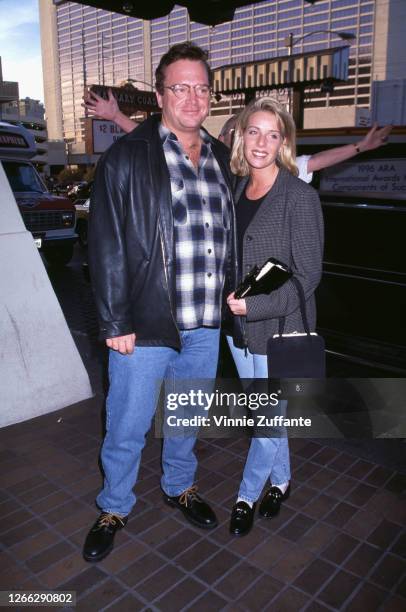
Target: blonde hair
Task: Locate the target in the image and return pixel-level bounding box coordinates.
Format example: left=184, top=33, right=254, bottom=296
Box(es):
left=230, top=97, right=298, bottom=177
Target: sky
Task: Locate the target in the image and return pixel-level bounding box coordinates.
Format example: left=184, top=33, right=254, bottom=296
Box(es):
left=0, top=0, right=44, bottom=102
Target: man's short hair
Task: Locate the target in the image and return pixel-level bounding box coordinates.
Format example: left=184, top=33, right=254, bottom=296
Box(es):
left=219, top=114, right=237, bottom=148
left=155, top=42, right=212, bottom=95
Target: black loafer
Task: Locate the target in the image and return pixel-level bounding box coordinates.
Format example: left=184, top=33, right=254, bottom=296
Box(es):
left=83, top=512, right=128, bottom=562
left=259, top=485, right=290, bottom=518
left=163, top=485, right=217, bottom=529
left=229, top=501, right=255, bottom=536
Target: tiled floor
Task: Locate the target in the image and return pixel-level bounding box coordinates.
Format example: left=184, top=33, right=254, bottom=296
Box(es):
left=1, top=250, right=405, bottom=609
left=0, top=395, right=405, bottom=611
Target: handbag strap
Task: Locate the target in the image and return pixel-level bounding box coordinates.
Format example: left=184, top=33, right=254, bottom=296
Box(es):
left=278, top=276, right=311, bottom=335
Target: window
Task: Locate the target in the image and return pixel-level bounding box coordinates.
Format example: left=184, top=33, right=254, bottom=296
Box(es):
left=279, top=8, right=302, bottom=18
left=232, top=18, right=251, bottom=29
left=255, top=24, right=275, bottom=33
left=360, top=3, right=374, bottom=14
left=280, top=17, right=303, bottom=27
left=235, top=7, right=252, bottom=18
left=331, top=18, right=358, bottom=29
left=254, top=33, right=275, bottom=44
left=303, top=14, right=329, bottom=24
left=358, top=65, right=371, bottom=74
left=70, top=16, right=83, bottom=26
left=170, top=33, right=187, bottom=43
left=254, top=6, right=275, bottom=17
left=2, top=162, right=45, bottom=194
left=211, top=41, right=230, bottom=51
left=332, top=0, right=358, bottom=7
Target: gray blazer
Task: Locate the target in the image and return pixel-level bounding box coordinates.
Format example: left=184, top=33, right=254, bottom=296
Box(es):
left=235, top=166, right=324, bottom=355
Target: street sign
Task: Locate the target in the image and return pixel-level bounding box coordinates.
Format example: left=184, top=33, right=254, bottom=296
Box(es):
left=87, top=119, right=126, bottom=155
left=320, top=158, right=406, bottom=200
left=89, top=84, right=159, bottom=116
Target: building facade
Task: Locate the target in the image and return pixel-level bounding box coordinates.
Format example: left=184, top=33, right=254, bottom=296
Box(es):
left=40, top=0, right=405, bottom=156
left=0, top=57, right=19, bottom=106
left=0, top=57, right=53, bottom=173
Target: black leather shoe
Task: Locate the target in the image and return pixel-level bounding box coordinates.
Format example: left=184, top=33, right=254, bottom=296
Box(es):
left=163, top=485, right=217, bottom=529
left=83, top=512, right=127, bottom=562
left=229, top=501, right=255, bottom=536
left=259, top=485, right=290, bottom=518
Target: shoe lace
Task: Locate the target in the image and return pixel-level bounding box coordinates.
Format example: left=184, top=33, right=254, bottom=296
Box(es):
left=179, top=485, right=200, bottom=507
left=96, top=513, right=125, bottom=529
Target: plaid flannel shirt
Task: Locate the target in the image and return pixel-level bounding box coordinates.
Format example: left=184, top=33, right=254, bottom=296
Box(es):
left=160, top=123, right=231, bottom=330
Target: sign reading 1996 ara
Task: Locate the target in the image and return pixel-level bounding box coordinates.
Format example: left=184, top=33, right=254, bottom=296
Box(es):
left=88, top=119, right=126, bottom=154
left=320, top=158, right=406, bottom=200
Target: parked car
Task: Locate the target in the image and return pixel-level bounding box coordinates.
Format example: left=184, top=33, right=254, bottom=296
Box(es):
left=0, top=121, right=77, bottom=266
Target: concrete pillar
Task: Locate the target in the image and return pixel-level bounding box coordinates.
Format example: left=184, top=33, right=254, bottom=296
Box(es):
left=0, top=163, right=93, bottom=427
left=38, top=0, right=63, bottom=140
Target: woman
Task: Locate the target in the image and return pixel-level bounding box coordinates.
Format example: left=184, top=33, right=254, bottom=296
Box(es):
left=226, top=97, right=324, bottom=536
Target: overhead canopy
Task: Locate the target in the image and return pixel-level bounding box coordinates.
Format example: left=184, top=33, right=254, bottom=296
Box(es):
left=58, top=0, right=322, bottom=26
left=213, top=46, right=350, bottom=94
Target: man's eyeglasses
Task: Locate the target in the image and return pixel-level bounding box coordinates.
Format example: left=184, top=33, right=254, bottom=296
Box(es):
left=164, top=84, right=211, bottom=99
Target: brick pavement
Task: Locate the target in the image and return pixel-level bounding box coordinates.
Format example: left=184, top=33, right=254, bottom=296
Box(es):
left=1, top=251, right=405, bottom=610
left=0, top=395, right=405, bottom=611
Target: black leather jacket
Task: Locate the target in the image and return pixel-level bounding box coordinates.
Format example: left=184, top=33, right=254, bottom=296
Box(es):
left=88, top=114, right=238, bottom=350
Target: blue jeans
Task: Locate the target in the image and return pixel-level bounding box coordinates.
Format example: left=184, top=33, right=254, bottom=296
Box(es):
left=227, top=336, right=291, bottom=503
left=97, top=327, right=220, bottom=516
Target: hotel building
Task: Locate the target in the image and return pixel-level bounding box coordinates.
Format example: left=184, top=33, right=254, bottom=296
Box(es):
left=40, top=0, right=405, bottom=162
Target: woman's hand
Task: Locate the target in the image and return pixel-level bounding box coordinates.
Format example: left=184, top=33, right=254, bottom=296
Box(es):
left=82, top=88, right=119, bottom=121
left=227, top=292, right=247, bottom=316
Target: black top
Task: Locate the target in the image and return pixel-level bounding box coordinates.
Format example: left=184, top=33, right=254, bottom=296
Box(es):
left=236, top=188, right=266, bottom=268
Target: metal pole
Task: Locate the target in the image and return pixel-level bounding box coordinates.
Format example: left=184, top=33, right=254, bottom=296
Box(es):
left=287, top=32, right=293, bottom=112
left=284, top=29, right=354, bottom=119
left=287, top=32, right=293, bottom=56
left=101, top=33, right=105, bottom=86
left=82, top=30, right=87, bottom=90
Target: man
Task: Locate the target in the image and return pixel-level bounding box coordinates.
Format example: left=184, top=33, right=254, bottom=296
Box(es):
left=84, top=91, right=392, bottom=182
left=84, top=42, right=237, bottom=563
left=218, top=115, right=236, bottom=148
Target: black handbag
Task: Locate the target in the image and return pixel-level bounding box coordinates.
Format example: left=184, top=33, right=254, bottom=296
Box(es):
left=267, top=277, right=325, bottom=396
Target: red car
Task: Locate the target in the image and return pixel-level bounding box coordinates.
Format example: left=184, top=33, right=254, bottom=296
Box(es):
left=0, top=121, right=77, bottom=266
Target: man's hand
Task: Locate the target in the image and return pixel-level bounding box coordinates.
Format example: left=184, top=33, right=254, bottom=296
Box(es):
left=359, top=123, right=392, bottom=152
left=227, top=292, right=247, bottom=316
left=82, top=88, right=119, bottom=121
left=106, top=333, right=136, bottom=354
